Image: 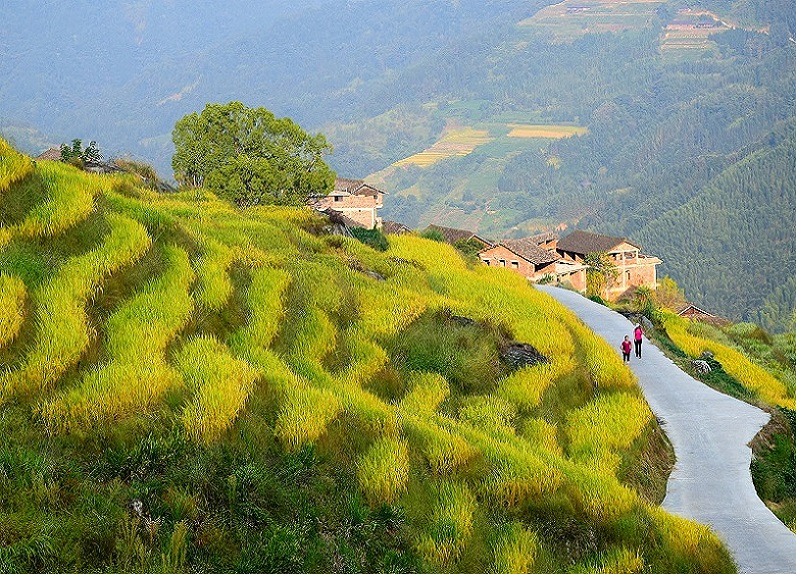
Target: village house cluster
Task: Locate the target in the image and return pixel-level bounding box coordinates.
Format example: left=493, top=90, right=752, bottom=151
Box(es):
left=312, top=179, right=662, bottom=299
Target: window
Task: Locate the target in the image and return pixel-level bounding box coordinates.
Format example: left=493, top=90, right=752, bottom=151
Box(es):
left=499, top=259, right=506, bottom=267
left=511, top=261, right=519, bottom=269
left=626, top=270, right=631, bottom=282
left=483, top=259, right=490, bottom=266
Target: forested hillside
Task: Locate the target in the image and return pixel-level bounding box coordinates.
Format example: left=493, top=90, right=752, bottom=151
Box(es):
left=0, top=141, right=736, bottom=572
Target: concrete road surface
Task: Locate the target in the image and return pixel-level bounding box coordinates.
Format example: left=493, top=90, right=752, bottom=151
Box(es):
left=538, top=285, right=796, bottom=574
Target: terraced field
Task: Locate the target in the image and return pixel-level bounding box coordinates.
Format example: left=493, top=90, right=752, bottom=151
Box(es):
left=519, top=0, right=664, bottom=43
left=0, top=140, right=735, bottom=572
left=393, top=127, right=493, bottom=168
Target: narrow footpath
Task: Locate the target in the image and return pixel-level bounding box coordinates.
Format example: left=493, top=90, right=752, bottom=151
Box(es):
left=538, top=285, right=796, bottom=574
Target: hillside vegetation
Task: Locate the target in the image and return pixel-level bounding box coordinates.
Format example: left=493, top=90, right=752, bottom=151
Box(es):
left=0, top=141, right=735, bottom=573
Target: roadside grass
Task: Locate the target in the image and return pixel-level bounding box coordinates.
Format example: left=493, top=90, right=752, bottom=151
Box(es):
left=661, top=311, right=796, bottom=409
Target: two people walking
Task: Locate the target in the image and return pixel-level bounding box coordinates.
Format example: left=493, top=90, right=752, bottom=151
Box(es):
left=621, top=324, right=644, bottom=363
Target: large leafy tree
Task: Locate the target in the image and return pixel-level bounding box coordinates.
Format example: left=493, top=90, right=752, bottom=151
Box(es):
left=172, top=102, right=335, bottom=207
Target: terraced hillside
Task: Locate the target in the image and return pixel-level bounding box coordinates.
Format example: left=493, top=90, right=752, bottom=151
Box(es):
left=0, top=141, right=734, bottom=573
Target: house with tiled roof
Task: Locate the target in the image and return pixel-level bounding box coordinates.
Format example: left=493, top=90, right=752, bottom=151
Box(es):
left=556, top=230, right=662, bottom=298
left=35, top=147, right=62, bottom=161
left=479, top=235, right=561, bottom=281
left=312, top=178, right=385, bottom=229
left=423, top=224, right=492, bottom=248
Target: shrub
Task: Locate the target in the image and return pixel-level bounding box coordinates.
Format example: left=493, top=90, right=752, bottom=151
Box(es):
left=350, top=226, right=389, bottom=251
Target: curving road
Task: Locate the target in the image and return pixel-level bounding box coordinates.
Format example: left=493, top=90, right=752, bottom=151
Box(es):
left=538, top=285, right=796, bottom=574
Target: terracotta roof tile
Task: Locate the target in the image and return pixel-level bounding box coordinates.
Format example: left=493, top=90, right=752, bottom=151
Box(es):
left=557, top=230, right=639, bottom=254
left=500, top=238, right=560, bottom=265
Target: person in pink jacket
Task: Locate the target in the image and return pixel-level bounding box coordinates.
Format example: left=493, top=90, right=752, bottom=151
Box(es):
left=621, top=335, right=632, bottom=363
left=634, top=324, right=644, bottom=358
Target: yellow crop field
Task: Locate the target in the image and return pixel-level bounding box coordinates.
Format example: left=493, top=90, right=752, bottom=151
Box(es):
left=393, top=127, right=493, bottom=168
left=0, top=138, right=736, bottom=573
left=506, top=124, right=588, bottom=139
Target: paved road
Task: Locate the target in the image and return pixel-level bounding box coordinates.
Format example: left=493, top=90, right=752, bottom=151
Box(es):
left=538, top=286, right=796, bottom=574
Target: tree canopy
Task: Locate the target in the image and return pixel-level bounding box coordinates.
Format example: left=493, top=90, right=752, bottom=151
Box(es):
left=172, top=102, right=335, bottom=207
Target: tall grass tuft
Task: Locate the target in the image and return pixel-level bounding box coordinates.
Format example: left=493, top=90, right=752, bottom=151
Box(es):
left=565, top=393, right=652, bottom=471
left=176, top=336, right=260, bottom=443
left=0, top=273, right=27, bottom=349
left=188, top=229, right=235, bottom=311
left=357, top=437, right=410, bottom=505
left=400, top=372, right=450, bottom=415
left=497, top=357, right=575, bottom=412
left=10, top=161, right=103, bottom=243
left=569, top=547, right=645, bottom=574
left=415, top=481, right=477, bottom=564
left=489, top=523, right=539, bottom=574
left=402, top=415, right=477, bottom=475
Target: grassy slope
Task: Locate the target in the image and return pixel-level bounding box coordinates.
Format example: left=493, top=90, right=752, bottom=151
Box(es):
left=0, top=142, right=734, bottom=573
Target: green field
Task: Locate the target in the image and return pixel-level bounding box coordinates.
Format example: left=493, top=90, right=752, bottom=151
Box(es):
left=0, top=140, right=736, bottom=573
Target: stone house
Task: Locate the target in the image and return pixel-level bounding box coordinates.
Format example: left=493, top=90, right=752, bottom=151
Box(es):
left=556, top=230, right=662, bottom=298
left=479, top=236, right=561, bottom=281
left=312, top=178, right=385, bottom=229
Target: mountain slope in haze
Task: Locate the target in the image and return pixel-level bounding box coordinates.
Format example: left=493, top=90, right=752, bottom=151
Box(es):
left=1, top=0, right=794, bottom=331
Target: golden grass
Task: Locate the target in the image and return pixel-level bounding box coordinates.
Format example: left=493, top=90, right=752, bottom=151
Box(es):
left=187, top=229, right=235, bottom=311
left=489, top=523, right=539, bottom=574
left=562, top=461, right=638, bottom=523
left=506, top=124, right=588, bottom=139
left=0, top=274, right=27, bottom=349
left=10, top=161, right=103, bottom=243
left=0, top=139, right=33, bottom=193
left=176, top=336, right=259, bottom=443
left=1, top=213, right=151, bottom=399
left=566, top=393, right=652, bottom=474
left=415, top=481, right=477, bottom=564
left=569, top=547, right=645, bottom=574
left=357, top=437, right=410, bottom=505
left=402, top=415, right=477, bottom=475
left=400, top=372, right=450, bottom=415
